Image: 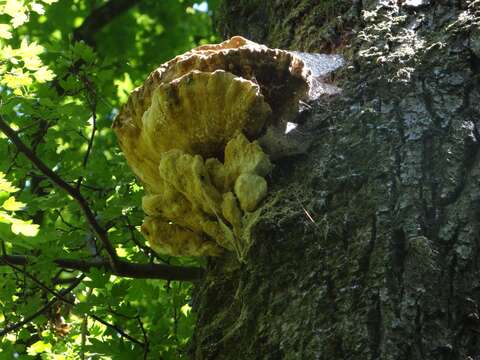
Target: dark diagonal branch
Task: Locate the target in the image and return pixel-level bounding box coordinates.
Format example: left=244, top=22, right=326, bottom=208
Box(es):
left=0, top=255, right=204, bottom=281
left=0, top=257, right=73, bottom=303
left=0, top=115, right=119, bottom=270
left=0, top=275, right=85, bottom=337
left=89, top=312, right=144, bottom=346
left=73, top=0, right=142, bottom=45
left=0, top=117, right=205, bottom=281
left=0, top=262, right=144, bottom=346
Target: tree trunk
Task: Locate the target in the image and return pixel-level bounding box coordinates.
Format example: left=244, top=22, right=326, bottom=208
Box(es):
left=190, top=1, right=480, bottom=359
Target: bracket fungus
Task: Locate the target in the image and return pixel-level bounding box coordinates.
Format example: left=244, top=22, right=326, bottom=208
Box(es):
left=113, top=36, right=310, bottom=260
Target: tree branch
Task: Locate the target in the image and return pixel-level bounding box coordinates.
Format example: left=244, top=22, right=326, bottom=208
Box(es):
left=0, top=275, right=85, bottom=337
left=0, top=255, right=204, bottom=281
left=0, top=115, right=119, bottom=270
left=0, top=257, right=73, bottom=304
left=0, top=113, right=205, bottom=282
left=79, top=71, right=98, bottom=172
left=73, top=0, right=143, bottom=45
left=0, top=263, right=145, bottom=346
left=82, top=103, right=96, bottom=169
left=88, top=311, right=144, bottom=346
left=137, top=315, right=149, bottom=359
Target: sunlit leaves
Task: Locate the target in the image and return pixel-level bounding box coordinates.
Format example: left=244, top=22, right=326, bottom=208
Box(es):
left=0, top=39, right=55, bottom=94
left=0, top=172, right=19, bottom=192
left=0, top=0, right=218, bottom=358
left=0, top=173, right=39, bottom=236
left=30, top=2, right=45, bottom=15
left=0, top=206, right=40, bottom=237
left=180, top=303, right=192, bottom=317
left=17, top=38, right=43, bottom=58
left=114, top=73, right=135, bottom=103
left=0, top=0, right=58, bottom=29
left=11, top=12, right=28, bottom=29
left=2, top=0, right=28, bottom=28
left=32, top=65, right=54, bottom=82
left=2, top=196, right=25, bottom=211
left=0, top=24, right=12, bottom=39
left=2, top=0, right=24, bottom=17
left=27, top=340, right=52, bottom=356
left=0, top=2, right=57, bottom=94
left=10, top=220, right=39, bottom=236
left=1, top=68, right=33, bottom=91
left=22, top=53, right=43, bottom=70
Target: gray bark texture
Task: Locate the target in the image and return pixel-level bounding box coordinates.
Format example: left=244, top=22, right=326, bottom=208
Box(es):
left=190, top=1, right=480, bottom=359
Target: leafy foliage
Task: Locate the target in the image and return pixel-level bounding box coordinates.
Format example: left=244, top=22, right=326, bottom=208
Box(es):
left=0, top=0, right=218, bottom=358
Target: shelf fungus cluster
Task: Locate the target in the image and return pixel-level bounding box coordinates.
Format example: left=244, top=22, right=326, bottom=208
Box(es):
left=113, top=36, right=310, bottom=260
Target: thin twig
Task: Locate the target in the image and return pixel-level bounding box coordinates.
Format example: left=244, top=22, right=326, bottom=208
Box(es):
left=5, top=150, right=19, bottom=175
left=124, top=216, right=167, bottom=263
left=137, top=315, right=149, bottom=359
left=88, top=313, right=144, bottom=346
left=108, top=306, right=136, bottom=320
left=0, top=257, right=73, bottom=304
left=0, top=275, right=85, bottom=337
left=81, top=80, right=97, bottom=169
left=0, top=261, right=145, bottom=346
left=55, top=210, right=83, bottom=231
left=0, top=117, right=205, bottom=281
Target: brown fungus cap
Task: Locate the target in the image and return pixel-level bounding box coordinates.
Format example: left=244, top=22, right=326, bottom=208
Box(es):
left=112, top=36, right=309, bottom=258
left=143, top=70, right=270, bottom=157
left=115, top=69, right=271, bottom=192
left=113, top=36, right=310, bottom=143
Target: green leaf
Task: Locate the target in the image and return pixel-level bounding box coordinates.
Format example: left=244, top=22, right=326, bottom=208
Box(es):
left=11, top=220, right=40, bottom=237
left=27, top=340, right=52, bottom=355
left=87, top=268, right=110, bottom=288
left=58, top=75, right=80, bottom=92
left=18, top=39, right=44, bottom=58
left=3, top=0, right=24, bottom=18
left=0, top=24, right=12, bottom=39
left=0, top=173, right=19, bottom=193
left=30, top=2, right=45, bottom=14
left=1, top=68, right=32, bottom=90
left=73, top=41, right=96, bottom=63
left=33, top=66, right=55, bottom=82
left=2, top=196, right=26, bottom=211
left=0, top=211, right=14, bottom=223
left=181, top=303, right=192, bottom=317
left=11, top=12, right=28, bottom=28
left=111, top=281, right=130, bottom=298
left=74, top=302, right=91, bottom=315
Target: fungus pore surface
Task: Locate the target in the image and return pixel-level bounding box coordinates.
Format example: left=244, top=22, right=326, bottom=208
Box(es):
left=113, top=36, right=310, bottom=260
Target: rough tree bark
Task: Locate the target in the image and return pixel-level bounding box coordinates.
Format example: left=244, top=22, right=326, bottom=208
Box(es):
left=190, top=1, right=480, bottom=359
